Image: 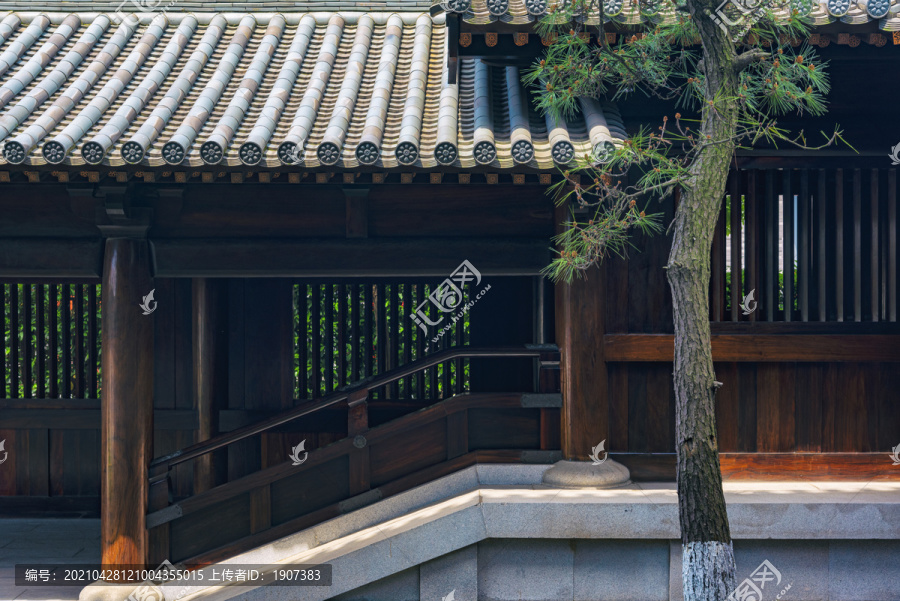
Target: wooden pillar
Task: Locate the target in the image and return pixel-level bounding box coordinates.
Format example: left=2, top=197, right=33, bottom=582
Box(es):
left=192, top=278, right=228, bottom=493
left=101, top=237, right=154, bottom=568
left=554, top=203, right=608, bottom=461
left=347, top=389, right=370, bottom=496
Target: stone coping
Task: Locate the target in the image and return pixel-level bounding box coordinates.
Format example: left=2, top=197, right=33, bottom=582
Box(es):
left=78, top=465, right=900, bottom=601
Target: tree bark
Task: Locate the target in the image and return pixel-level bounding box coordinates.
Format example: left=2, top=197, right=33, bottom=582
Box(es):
left=668, top=1, right=741, bottom=598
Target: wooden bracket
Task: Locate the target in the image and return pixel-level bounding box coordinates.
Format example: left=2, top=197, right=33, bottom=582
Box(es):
left=94, top=185, right=153, bottom=238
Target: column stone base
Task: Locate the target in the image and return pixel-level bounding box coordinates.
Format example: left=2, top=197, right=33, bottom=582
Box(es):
left=541, top=459, right=632, bottom=488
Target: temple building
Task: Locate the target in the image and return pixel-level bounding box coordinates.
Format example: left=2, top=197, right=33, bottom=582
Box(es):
left=0, top=1, right=897, bottom=600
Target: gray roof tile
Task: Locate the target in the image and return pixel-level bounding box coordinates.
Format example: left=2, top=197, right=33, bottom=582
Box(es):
left=0, top=10, right=627, bottom=171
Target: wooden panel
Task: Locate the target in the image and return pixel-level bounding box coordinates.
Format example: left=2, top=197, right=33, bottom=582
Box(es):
left=714, top=362, right=739, bottom=452
left=736, top=363, right=758, bottom=452
left=626, top=363, right=648, bottom=453
left=269, top=456, right=350, bottom=525
left=447, top=410, right=468, bottom=459
left=794, top=363, right=825, bottom=452
left=603, top=334, right=900, bottom=362
left=608, top=362, right=629, bottom=452
left=756, top=364, right=795, bottom=452
left=467, top=408, right=540, bottom=450
left=170, top=493, right=252, bottom=562
left=832, top=363, right=868, bottom=452
left=646, top=364, right=673, bottom=453
left=369, top=419, right=446, bottom=487
left=783, top=169, right=794, bottom=322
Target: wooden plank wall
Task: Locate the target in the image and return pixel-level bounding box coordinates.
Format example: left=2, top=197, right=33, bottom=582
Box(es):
left=606, top=167, right=900, bottom=462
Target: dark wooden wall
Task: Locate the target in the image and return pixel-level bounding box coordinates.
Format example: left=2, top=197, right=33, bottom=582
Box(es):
left=0, top=275, right=539, bottom=513
left=604, top=167, right=900, bottom=469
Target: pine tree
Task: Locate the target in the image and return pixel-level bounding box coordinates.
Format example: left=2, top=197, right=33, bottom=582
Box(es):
left=529, top=1, right=844, bottom=598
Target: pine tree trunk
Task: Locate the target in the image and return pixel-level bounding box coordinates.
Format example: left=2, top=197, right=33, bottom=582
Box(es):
left=669, top=2, right=743, bottom=598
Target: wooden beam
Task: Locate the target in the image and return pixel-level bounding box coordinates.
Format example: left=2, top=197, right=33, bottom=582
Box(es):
left=152, top=238, right=550, bottom=277
left=603, top=334, right=900, bottom=362
left=0, top=238, right=101, bottom=277
left=100, top=237, right=154, bottom=570
left=614, top=453, right=900, bottom=481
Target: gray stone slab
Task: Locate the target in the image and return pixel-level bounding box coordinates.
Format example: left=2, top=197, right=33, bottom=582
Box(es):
left=328, top=567, right=419, bottom=601
left=420, top=546, right=477, bottom=601
left=481, top=500, right=680, bottom=539
left=474, top=465, right=547, bottom=486
left=573, top=540, right=669, bottom=601
left=828, top=540, right=900, bottom=601
left=668, top=541, right=682, bottom=601
left=477, top=540, right=573, bottom=601
left=733, top=540, right=829, bottom=601
left=728, top=503, right=900, bottom=539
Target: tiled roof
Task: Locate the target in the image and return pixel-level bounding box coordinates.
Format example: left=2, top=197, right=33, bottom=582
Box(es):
left=0, top=2, right=434, bottom=10
left=437, top=0, right=900, bottom=31
left=0, top=12, right=626, bottom=171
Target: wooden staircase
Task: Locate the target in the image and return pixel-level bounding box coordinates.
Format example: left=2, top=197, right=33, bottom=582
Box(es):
left=146, top=346, right=560, bottom=565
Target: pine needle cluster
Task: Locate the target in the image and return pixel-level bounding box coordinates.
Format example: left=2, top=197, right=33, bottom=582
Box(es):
left=530, top=0, right=846, bottom=283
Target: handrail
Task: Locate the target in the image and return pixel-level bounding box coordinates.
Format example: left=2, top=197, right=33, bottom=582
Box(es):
left=149, top=344, right=556, bottom=472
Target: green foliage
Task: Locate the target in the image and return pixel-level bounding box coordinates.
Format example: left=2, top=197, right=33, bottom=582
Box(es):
left=528, top=0, right=847, bottom=283
left=292, top=284, right=470, bottom=400
left=1, top=283, right=101, bottom=398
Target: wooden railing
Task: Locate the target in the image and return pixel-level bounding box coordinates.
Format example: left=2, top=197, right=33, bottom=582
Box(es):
left=0, top=281, right=101, bottom=398
left=712, top=168, right=897, bottom=322
left=146, top=345, right=559, bottom=564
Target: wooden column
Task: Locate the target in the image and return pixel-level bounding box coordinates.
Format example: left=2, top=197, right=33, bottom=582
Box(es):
left=101, top=237, right=154, bottom=568
left=193, top=278, right=228, bottom=493
left=554, top=203, right=608, bottom=461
